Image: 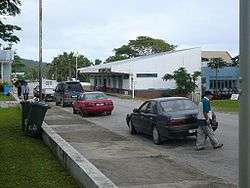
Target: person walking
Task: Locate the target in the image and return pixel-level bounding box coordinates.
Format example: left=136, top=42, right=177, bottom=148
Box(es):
left=21, top=81, right=30, bottom=100
left=196, top=91, right=223, bottom=151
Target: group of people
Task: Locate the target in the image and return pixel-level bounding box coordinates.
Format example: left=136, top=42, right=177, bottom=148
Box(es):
left=15, top=80, right=30, bottom=100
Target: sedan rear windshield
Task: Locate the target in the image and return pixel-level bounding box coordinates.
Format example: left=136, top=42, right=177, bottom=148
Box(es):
left=84, top=93, right=108, bottom=100
left=160, top=99, right=197, bottom=112
left=66, top=83, right=83, bottom=92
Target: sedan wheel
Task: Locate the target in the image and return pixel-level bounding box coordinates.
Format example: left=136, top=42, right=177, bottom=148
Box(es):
left=153, top=126, right=161, bottom=145
left=128, top=120, right=137, bottom=135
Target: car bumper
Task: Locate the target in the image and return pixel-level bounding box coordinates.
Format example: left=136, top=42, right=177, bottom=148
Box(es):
left=64, top=98, right=78, bottom=104
left=84, top=106, right=114, bottom=113
left=160, top=123, right=198, bottom=138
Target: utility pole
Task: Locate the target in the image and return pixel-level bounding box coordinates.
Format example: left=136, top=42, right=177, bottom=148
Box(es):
left=75, top=52, right=78, bottom=81
left=38, top=0, right=43, bottom=100
left=239, top=0, right=250, bottom=187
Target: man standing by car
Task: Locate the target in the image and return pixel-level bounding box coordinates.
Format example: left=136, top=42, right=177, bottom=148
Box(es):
left=196, top=91, right=223, bottom=151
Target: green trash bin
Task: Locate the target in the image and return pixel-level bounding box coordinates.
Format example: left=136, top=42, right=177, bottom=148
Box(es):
left=20, top=101, right=32, bottom=131
left=24, top=101, right=50, bottom=137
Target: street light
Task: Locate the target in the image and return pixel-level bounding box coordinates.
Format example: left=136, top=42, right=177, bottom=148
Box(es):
left=38, top=0, right=42, bottom=100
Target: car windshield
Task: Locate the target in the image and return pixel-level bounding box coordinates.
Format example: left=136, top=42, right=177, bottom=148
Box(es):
left=66, top=83, right=83, bottom=92
left=160, top=99, right=197, bottom=112
left=84, top=93, right=108, bottom=100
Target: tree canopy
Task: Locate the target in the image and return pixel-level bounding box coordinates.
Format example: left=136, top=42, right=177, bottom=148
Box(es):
left=47, top=52, right=92, bottom=81
left=94, top=59, right=102, bottom=65
left=207, top=58, right=227, bottom=70
left=162, top=67, right=201, bottom=95
left=105, top=36, right=177, bottom=63
left=0, top=0, right=21, bottom=46
left=231, top=55, right=239, bottom=66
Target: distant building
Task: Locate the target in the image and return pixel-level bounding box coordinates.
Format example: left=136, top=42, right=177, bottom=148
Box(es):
left=201, top=66, right=240, bottom=93
left=201, top=51, right=232, bottom=64
left=0, top=50, right=14, bottom=83
left=78, top=48, right=201, bottom=98
left=201, top=51, right=240, bottom=93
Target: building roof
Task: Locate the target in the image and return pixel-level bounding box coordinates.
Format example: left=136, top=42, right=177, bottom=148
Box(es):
left=201, top=51, right=232, bottom=62
left=78, top=47, right=200, bottom=73
left=0, top=50, right=14, bottom=63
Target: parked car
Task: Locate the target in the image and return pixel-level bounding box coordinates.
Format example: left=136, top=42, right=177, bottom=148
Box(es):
left=72, top=92, right=114, bottom=116
left=126, top=97, right=218, bottom=145
left=54, top=81, right=84, bottom=107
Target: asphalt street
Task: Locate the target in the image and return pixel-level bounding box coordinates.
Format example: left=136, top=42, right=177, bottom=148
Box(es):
left=60, top=96, right=238, bottom=185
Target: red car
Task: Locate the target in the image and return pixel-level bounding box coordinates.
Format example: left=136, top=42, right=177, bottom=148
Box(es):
left=72, top=92, right=114, bottom=116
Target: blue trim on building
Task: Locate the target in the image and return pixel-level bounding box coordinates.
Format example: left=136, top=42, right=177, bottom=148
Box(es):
left=201, top=66, right=240, bottom=93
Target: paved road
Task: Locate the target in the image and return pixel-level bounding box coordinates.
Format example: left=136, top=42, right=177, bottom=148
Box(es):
left=60, top=97, right=238, bottom=185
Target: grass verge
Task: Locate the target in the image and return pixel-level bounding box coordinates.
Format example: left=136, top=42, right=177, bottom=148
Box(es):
left=211, top=100, right=239, bottom=112
left=0, top=93, right=15, bottom=101
left=0, top=107, right=77, bottom=188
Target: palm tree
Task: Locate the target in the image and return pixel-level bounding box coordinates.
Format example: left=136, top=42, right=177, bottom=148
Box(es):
left=207, top=58, right=226, bottom=94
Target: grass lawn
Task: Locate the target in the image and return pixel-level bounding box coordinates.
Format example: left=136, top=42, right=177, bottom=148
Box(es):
left=0, top=93, right=15, bottom=101
left=0, top=107, right=78, bottom=188
left=211, top=100, right=239, bottom=112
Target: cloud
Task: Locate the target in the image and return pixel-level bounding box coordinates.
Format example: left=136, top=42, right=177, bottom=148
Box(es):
left=6, top=0, right=238, bottom=62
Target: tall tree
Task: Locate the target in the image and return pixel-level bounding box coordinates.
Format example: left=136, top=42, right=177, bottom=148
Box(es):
left=162, top=67, right=201, bottom=95
left=0, top=0, right=21, bottom=46
left=231, top=55, right=239, bottom=67
left=94, top=59, right=102, bottom=65
left=105, top=36, right=177, bottom=63
left=207, top=58, right=226, bottom=93
left=47, top=52, right=92, bottom=81
left=105, top=55, right=128, bottom=63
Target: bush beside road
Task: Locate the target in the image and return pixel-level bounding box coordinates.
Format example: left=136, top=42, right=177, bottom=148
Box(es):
left=0, top=93, right=15, bottom=101
left=0, top=107, right=77, bottom=188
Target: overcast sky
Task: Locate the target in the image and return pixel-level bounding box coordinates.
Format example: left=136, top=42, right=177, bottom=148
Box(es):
left=6, top=0, right=239, bottom=62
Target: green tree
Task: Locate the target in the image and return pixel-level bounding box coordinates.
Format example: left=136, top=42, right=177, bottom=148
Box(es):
left=105, top=55, right=128, bottom=63
left=12, top=54, right=25, bottom=73
left=0, top=0, right=22, bottom=45
left=94, top=59, right=102, bottom=65
left=207, top=58, right=226, bottom=93
left=162, top=67, right=201, bottom=95
left=105, top=36, right=177, bottom=63
left=25, top=67, right=38, bottom=81
left=231, top=55, right=239, bottom=67
left=47, top=52, right=92, bottom=81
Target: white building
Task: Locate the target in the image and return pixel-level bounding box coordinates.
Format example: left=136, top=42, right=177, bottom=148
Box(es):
left=0, top=50, right=14, bottom=83
left=78, top=47, right=201, bottom=98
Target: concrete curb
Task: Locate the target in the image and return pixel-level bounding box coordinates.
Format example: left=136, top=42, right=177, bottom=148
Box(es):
left=42, top=122, right=117, bottom=188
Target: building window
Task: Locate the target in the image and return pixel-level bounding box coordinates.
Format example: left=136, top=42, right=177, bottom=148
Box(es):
left=136, top=73, right=157, bottom=78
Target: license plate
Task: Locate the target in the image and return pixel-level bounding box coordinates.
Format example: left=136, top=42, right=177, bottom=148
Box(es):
left=71, top=95, right=77, bottom=98
left=189, top=129, right=196, bottom=133
left=96, top=103, right=104, bottom=106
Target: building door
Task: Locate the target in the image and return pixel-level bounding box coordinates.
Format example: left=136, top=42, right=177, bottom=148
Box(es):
left=103, top=78, right=107, bottom=91
left=118, top=76, right=123, bottom=89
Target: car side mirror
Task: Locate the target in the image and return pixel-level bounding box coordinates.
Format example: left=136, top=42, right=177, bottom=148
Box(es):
left=133, top=108, right=139, bottom=113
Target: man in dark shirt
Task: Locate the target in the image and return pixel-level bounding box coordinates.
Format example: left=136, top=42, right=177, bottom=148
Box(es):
left=196, top=91, right=223, bottom=151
